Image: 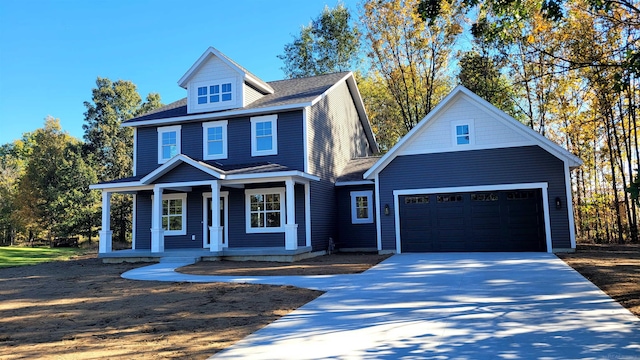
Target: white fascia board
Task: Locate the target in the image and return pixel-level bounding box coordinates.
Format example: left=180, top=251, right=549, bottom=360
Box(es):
left=226, top=171, right=320, bottom=182
left=335, top=180, right=375, bottom=187
left=244, top=73, right=274, bottom=94
left=178, top=47, right=245, bottom=88
left=122, top=102, right=313, bottom=128
left=140, top=154, right=224, bottom=184
left=309, top=72, right=353, bottom=107
left=89, top=183, right=152, bottom=191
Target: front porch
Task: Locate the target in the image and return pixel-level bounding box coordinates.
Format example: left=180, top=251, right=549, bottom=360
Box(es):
left=99, top=246, right=319, bottom=263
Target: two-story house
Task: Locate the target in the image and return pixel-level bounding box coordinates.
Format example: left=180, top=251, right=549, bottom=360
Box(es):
left=92, top=46, right=582, bottom=261
left=91, top=47, right=378, bottom=260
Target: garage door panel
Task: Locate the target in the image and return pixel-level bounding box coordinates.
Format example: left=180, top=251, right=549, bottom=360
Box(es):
left=399, top=189, right=546, bottom=252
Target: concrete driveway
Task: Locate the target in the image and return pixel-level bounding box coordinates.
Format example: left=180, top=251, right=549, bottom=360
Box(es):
left=123, top=253, right=640, bottom=359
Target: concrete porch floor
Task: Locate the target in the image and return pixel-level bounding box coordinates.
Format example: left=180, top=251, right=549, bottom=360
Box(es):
left=99, top=246, right=320, bottom=263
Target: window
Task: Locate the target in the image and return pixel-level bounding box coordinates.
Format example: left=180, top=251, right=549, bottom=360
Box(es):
left=202, top=120, right=228, bottom=160
left=471, top=193, right=498, bottom=201
left=451, top=120, right=474, bottom=146
left=251, top=115, right=278, bottom=156
left=245, top=188, right=285, bottom=233
left=157, top=125, right=181, bottom=164
left=161, top=193, right=187, bottom=236
left=195, top=81, right=233, bottom=105
left=437, top=194, right=463, bottom=203
left=405, top=195, right=430, bottom=204
left=351, top=191, right=373, bottom=224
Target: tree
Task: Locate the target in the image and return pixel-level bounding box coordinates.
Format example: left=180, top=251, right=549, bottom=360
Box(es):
left=82, top=77, right=162, bottom=244
left=278, top=3, right=360, bottom=78
left=357, top=72, right=404, bottom=152
left=361, top=0, right=464, bottom=133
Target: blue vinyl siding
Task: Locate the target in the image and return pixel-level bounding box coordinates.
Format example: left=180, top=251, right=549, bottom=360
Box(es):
left=136, top=127, right=159, bottom=176
left=378, top=146, right=570, bottom=251
left=135, top=192, right=152, bottom=250
left=226, top=187, right=284, bottom=248
left=336, top=185, right=377, bottom=249
left=295, top=184, right=306, bottom=246
left=155, top=163, right=217, bottom=183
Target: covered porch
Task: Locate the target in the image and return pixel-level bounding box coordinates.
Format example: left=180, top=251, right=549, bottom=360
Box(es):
left=90, top=155, right=319, bottom=261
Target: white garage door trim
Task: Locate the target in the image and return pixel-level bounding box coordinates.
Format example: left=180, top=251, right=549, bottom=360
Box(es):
left=392, top=182, right=552, bottom=254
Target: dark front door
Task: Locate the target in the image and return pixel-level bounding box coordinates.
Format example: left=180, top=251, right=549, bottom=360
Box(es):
left=399, top=189, right=546, bottom=252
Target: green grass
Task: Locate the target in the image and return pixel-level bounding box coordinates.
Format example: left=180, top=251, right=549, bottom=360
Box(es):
left=0, top=247, right=87, bottom=268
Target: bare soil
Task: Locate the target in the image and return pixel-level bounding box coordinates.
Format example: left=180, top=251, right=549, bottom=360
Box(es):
left=557, top=244, right=640, bottom=317
left=0, top=253, right=388, bottom=359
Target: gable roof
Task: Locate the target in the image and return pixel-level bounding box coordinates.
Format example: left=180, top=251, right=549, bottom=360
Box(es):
left=336, top=157, right=380, bottom=185
left=363, top=85, right=583, bottom=180
left=177, top=46, right=274, bottom=94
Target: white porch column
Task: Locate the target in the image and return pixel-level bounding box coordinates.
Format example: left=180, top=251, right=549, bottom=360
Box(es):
left=209, top=181, right=223, bottom=252
left=285, top=179, right=298, bottom=250
left=98, top=191, right=113, bottom=254
left=151, top=185, right=164, bottom=253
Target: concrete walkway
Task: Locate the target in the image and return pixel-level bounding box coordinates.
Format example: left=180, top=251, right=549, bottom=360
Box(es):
left=122, top=253, right=640, bottom=359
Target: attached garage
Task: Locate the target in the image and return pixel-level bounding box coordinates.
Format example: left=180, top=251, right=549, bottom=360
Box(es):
left=398, top=188, right=546, bottom=252
left=360, top=86, right=583, bottom=254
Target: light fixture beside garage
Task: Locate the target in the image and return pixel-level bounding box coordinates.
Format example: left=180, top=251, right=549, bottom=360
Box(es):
left=384, top=204, right=390, bottom=215
left=555, top=197, right=562, bottom=209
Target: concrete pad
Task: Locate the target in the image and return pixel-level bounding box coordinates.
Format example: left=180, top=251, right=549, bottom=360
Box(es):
left=121, top=253, right=640, bottom=359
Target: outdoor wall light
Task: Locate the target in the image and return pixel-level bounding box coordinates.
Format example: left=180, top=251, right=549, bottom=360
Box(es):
left=555, top=197, right=562, bottom=209
left=384, top=204, right=390, bottom=215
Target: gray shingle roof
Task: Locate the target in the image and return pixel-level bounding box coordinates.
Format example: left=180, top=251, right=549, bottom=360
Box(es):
left=126, top=72, right=350, bottom=124
left=336, top=157, right=381, bottom=183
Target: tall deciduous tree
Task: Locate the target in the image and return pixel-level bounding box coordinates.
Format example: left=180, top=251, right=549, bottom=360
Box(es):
left=361, top=0, right=464, bottom=133
left=83, top=77, right=162, bottom=243
left=278, top=3, right=360, bottom=78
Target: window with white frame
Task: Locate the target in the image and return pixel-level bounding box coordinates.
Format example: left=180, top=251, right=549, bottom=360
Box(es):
left=351, top=191, right=373, bottom=224
left=161, top=193, right=187, bottom=236
left=196, top=80, right=233, bottom=105
left=245, top=188, right=285, bottom=233
left=251, top=115, right=278, bottom=156
left=202, top=120, right=228, bottom=160
left=451, top=120, right=474, bottom=146
left=157, top=125, right=181, bottom=164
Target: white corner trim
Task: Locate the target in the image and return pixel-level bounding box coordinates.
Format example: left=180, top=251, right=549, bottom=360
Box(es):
left=245, top=187, right=286, bottom=233
left=375, top=173, right=382, bottom=251
left=202, top=120, right=228, bottom=160
left=133, top=128, right=137, bottom=177
left=157, top=125, right=182, bottom=164
left=305, top=183, right=311, bottom=247
left=564, top=161, right=578, bottom=249
left=132, top=194, right=137, bottom=250
left=392, top=182, right=553, bottom=254
left=302, top=106, right=309, bottom=173
left=350, top=190, right=374, bottom=224
left=250, top=114, right=278, bottom=157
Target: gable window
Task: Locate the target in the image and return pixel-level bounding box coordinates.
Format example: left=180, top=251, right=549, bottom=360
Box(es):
left=156, top=193, right=187, bottom=236
left=202, top=120, right=228, bottom=160
left=251, top=115, right=278, bottom=156
left=157, top=125, right=181, bottom=164
left=451, top=120, right=474, bottom=146
left=351, top=191, right=373, bottom=224
left=245, top=188, right=285, bottom=233
left=196, top=81, right=233, bottom=105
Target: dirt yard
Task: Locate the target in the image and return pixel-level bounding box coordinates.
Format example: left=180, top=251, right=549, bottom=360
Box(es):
left=557, top=244, right=640, bottom=317
left=0, top=253, right=387, bottom=360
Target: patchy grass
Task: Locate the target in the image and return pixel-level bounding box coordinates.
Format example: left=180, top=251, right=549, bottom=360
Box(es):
left=0, top=246, right=88, bottom=268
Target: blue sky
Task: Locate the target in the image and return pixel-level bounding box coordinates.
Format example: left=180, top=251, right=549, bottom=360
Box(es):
left=0, top=0, right=360, bottom=145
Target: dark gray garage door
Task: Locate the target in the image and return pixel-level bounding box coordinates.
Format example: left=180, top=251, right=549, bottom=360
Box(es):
left=399, top=189, right=546, bottom=252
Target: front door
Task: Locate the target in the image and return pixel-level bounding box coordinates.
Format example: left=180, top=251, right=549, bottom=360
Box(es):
left=204, top=193, right=227, bottom=248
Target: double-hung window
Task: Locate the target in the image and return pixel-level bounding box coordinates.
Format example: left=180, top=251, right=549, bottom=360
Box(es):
left=157, top=125, right=181, bottom=164
left=245, top=188, right=285, bottom=233
left=451, top=120, right=474, bottom=146
left=251, top=115, right=278, bottom=156
left=158, top=193, right=187, bottom=236
left=351, top=191, right=373, bottom=224
left=202, top=120, right=228, bottom=160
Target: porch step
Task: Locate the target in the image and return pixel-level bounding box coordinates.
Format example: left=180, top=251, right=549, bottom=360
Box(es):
left=159, top=256, right=201, bottom=265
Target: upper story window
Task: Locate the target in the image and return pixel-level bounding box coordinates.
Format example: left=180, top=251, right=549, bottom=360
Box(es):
left=202, top=120, right=228, bottom=160
left=251, top=115, right=278, bottom=156
left=451, top=120, right=474, bottom=146
left=351, top=190, right=373, bottom=224
left=157, top=125, right=181, bottom=164
left=197, top=81, right=233, bottom=105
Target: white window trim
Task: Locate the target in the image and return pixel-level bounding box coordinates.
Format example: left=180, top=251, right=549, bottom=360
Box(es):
left=451, top=119, right=475, bottom=146
left=351, top=190, right=374, bottom=224
left=151, top=193, right=187, bottom=236
left=157, top=125, right=182, bottom=164
left=251, top=115, right=278, bottom=156
left=202, top=120, right=228, bottom=160
left=192, top=77, right=237, bottom=109
left=245, top=187, right=285, bottom=233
